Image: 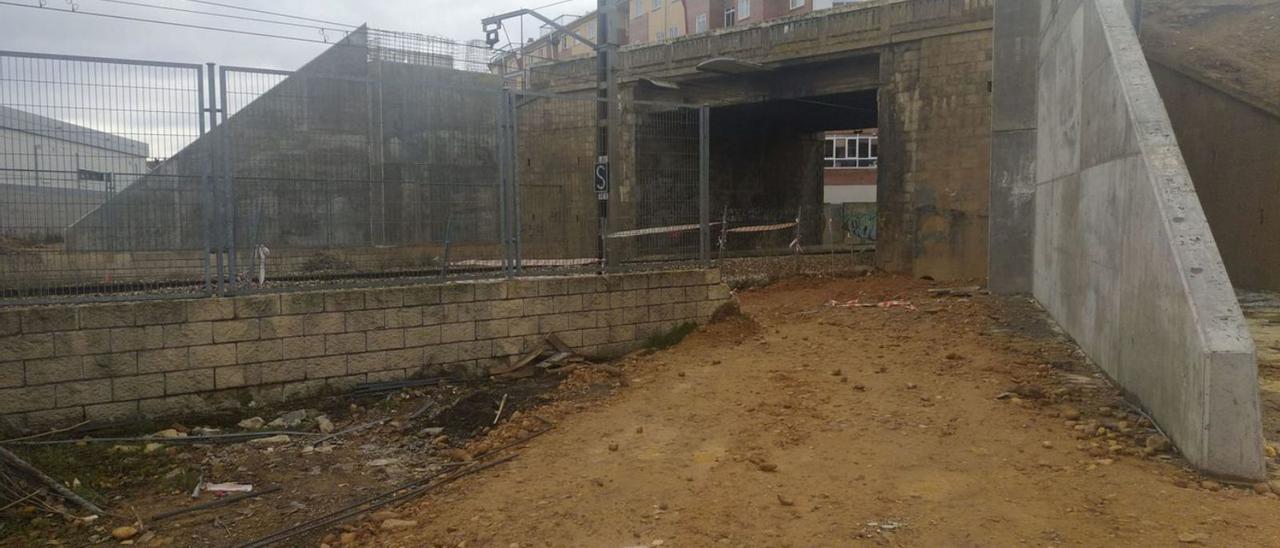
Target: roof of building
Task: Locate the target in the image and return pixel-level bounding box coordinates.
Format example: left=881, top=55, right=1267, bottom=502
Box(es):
left=0, top=105, right=149, bottom=157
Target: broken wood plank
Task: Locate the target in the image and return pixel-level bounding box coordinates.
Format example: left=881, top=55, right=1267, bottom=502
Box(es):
left=489, top=346, right=547, bottom=377
left=533, top=351, right=573, bottom=369
left=546, top=333, right=573, bottom=353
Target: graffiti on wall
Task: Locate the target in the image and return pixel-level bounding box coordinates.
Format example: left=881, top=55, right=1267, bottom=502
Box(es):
left=845, top=210, right=877, bottom=242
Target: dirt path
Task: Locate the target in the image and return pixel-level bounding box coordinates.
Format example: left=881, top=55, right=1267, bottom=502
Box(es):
left=361, top=275, right=1280, bottom=547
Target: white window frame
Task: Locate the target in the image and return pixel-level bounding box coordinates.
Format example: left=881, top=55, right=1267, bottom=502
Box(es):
left=695, top=13, right=708, bottom=33
left=656, top=30, right=666, bottom=40
left=669, top=26, right=680, bottom=38
left=724, top=5, right=737, bottom=26
left=738, top=0, right=751, bottom=19
left=824, top=134, right=878, bottom=169
left=653, top=0, right=661, bottom=11
left=790, top=0, right=806, bottom=9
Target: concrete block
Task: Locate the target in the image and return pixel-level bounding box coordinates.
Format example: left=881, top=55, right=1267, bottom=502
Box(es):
left=24, top=356, right=82, bottom=385
left=53, top=329, right=111, bottom=356
left=441, top=284, right=474, bottom=303
left=56, top=379, right=112, bottom=406
left=609, top=324, right=637, bottom=344
left=346, top=310, right=387, bottom=332
left=260, top=316, right=305, bottom=339
left=0, top=362, right=22, bottom=388
left=165, top=369, right=216, bottom=395
left=325, top=291, right=365, bottom=312
left=567, top=311, right=596, bottom=330
left=84, top=352, right=139, bottom=377
left=366, top=369, right=407, bottom=383
left=25, top=406, right=84, bottom=430
left=581, top=328, right=609, bottom=347
left=538, top=315, right=569, bottom=334
left=473, top=281, right=507, bottom=301
left=235, top=295, right=281, bottom=318
left=134, top=301, right=186, bottom=325
left=508, top=317, right=538, bottom=337
left=190, top=343, right=238, bottom=367
left=20, top=308, right=78, bottom=333
left=0, top=385, right=55, bottom=413
left=326, top=373, right=367, bottom=393
left=163, top=322, right=213, bottom=348
left=138, top=348, right=188, bottom=373
left=475, top=319, right=508, bottom=340
left=213, top=319, right=260, bottom=343
left=426, top=343, right=459, bottom=365
left=683, top=285, right=709, bottom=301
left=552, top=295, right=583, bottom=313
left=441, top=322, right=476, bottom=343
left=537, top=279, right=568, bottom=297
left=324, top=333, right=365, bottom=356
left=386, top=307, right=423, bottom=329
left=703, top=269, right=722, bottom=284
left=405, top=326, right=442, bottom=347
left=140, top=395, right=213, bottom=418
left=259, top=361, right=306, bottom=384
left=0, top=332, right=53, bottom=358
left=84, top=401, right=139, bottom=423
left=507, top=279, right=539, bottom=298
left=491, top=336, right=531, bottom=356
left=709, top=285, right=731, bottom=301
left=79, top=303, right=135, bottom=329
left=237, top=339, right=283, bottom=364
left=110, top=326, right=164, bottom=352
left=489, top=299, right=523, bottom=319
left=214, top=366, right=248, bottom=389
left=280, top=292, right=326, bottom=315
left=423, top=306, right=446, bottom=326
left=112, top=373, right=165, bottom=399
left=365, top=288, right=406, bottom=309
left=565, top=277, right=602, bottom=295
left=303, top=312, right=346, bottom=335
left=524, top=297, right=554, bottom=316
left=455, top=340, right=492, bottom=361
left=583, top=293, right=610, bottom=311
left=281, top=336, right=327, bottom=359
left=0, top=309, right=18, bottom=336
left=187, top=299, right=235, bottom=322
left=403, top=286, right=442, bottom=306
left=304, top=356, right=348, bottom=379
left=367, top=329, right=405, bottom=351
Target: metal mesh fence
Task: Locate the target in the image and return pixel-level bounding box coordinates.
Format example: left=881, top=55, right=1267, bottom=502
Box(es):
left=0, top=30, right=865, bottom=306
left=0, top=51, right=209, bottom=302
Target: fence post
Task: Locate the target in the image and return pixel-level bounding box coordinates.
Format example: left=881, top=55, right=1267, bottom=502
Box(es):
left=205, top=63, right=225, bottom=295
left=699, top=105, right=711, bottom=265
left=511, top=91, right=523, bottom=275
left=217, top=67, right=238, bottom=292
left=497, top=89, right=512, bottom=278
left=197, top=66, right=212, bottom=295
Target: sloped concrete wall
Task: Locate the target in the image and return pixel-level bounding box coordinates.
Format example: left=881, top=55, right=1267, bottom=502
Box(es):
left=1032, top=0, right=1263, bottom=479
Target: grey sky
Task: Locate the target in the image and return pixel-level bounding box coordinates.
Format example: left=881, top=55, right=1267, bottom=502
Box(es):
left=0, top=0, right=600, bottom=70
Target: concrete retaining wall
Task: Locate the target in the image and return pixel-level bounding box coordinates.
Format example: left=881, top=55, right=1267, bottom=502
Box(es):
left=1031, top=0, right=1263, bottom=479
left=0, top=269, right=732, bottom=433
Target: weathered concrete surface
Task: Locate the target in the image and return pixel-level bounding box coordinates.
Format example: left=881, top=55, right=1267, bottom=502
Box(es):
left=1032, top=0, right=1264, bottom=479
left=1148, top=62, right=1280, bottom=292
left=988, top=0, right=1040, bottom=294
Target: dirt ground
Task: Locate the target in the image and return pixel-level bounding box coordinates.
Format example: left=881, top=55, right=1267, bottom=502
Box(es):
left=349, top=275, right=1280, bottom=547
left=1143, top=0, right=1280, bottom=113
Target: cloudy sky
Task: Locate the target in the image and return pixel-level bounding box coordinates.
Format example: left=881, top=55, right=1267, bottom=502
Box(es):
left=0, top=0, right=601, bottom=70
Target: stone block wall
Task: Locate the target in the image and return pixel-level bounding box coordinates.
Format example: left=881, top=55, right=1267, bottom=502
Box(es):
left=0, top=269, right=732, bottom=433
left=878, top=27, right=993, bottom=281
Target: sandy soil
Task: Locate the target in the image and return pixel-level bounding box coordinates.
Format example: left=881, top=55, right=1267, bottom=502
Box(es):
left=346, top=275, right=1280, bottom=547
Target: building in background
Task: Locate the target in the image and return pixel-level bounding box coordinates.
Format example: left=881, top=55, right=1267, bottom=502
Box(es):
left=823, top=129, right=877, bottom=204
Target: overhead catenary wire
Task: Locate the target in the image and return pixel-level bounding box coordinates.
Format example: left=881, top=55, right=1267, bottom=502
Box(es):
left=182, top=0, right=357, bottom=29
left=0, top=1, right=350, bottom=45
left=95, top=0, right=351, bottom=33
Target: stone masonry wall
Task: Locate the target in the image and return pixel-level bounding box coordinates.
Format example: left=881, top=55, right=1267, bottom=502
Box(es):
left=878, top=28, right=993, bottom=281
left=0, top=269, right=732, bottom=433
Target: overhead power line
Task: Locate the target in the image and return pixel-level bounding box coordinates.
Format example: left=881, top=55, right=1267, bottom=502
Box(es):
left=0, top=1, right=348, bottom=45
left=181, top=0, right=357, bottom=29
left=95, top=0, right=350, bottom=33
